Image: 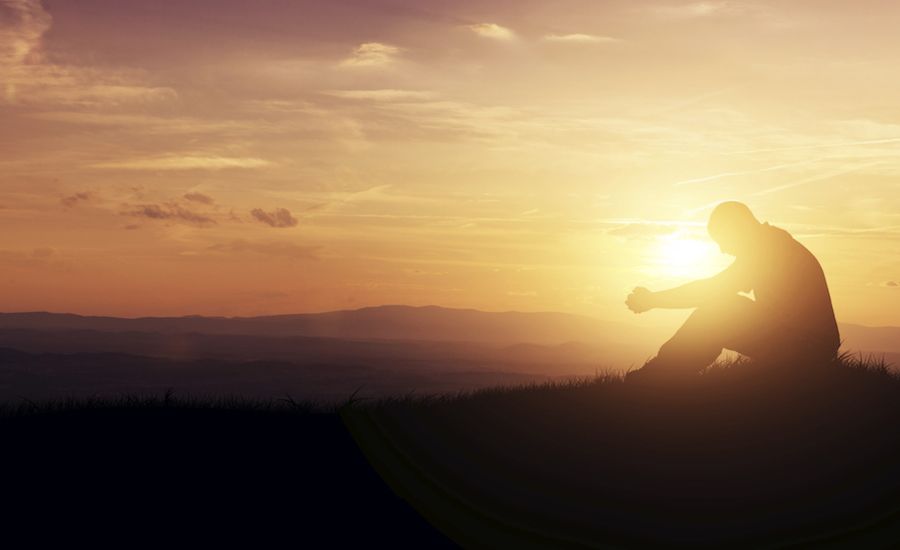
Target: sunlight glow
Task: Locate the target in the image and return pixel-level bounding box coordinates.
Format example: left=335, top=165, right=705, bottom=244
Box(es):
left=653, top=235, right=721, bottom=279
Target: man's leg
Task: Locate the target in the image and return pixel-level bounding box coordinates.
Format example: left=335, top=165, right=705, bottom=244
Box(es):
left=632, top=295, right=758, bottom=378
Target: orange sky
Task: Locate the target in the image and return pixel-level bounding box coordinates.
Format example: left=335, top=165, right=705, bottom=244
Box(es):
left=1, top=0, right=899, bottom=327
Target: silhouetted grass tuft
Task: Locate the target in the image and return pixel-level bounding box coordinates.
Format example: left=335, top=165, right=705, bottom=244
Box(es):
left=0, top=391, right=328, bottom=419
left=346, top=353, right=898, bottom=412
left=4, top=354, right=894, bottom=417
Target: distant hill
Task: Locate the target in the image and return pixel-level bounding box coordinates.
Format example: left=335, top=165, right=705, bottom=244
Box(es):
left=0, top=306, right=636, bottom=346
left=0, top=307, right=894, bottom=375
left=838, top=323, right=900, bottom=353
left=0, top=305, right=895, bottom=353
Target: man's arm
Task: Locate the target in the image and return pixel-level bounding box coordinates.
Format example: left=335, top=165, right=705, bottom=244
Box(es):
left=626, top=261, right=749, bottom=313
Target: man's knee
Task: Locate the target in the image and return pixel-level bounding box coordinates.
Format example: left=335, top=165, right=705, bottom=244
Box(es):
left=684, top=294, right=755, bottom=330
left=699, top=294, right=754, bottom=315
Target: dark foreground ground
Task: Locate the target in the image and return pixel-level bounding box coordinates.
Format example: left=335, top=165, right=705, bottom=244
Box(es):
left=0, top=399, right=454, bottom=547
left=2, top=356, right=899, bottom=548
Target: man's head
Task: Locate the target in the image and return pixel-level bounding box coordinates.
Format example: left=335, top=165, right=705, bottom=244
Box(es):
left=707, top=201, right=761, bottom=256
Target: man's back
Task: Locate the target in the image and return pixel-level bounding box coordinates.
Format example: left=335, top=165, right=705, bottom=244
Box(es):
left=736, top=223, right=840, bottom=356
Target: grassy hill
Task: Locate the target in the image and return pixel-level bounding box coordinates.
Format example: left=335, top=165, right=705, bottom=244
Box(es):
left=1, top=354, right=898, bottom=547
left=345, top=354, right=900, bottom=547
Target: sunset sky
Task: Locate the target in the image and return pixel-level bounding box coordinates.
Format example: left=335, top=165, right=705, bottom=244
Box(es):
left=2, top=0, right=899, bottom=327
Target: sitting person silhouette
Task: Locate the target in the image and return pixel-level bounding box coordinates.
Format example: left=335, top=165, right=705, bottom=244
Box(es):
left=626, top=201, right=840, bottom=378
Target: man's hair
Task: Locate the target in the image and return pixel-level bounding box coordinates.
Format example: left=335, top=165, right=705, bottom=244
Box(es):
left=707, top=201, right=759, bottom=238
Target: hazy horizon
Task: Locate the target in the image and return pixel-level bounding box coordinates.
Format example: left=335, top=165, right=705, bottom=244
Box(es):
left=1, top=303, right=899, bottom=330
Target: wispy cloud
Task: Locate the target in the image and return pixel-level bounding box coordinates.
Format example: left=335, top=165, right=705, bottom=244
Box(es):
left=210, top=239, right=319, bottom=260
left=542, top=33, right=619, bottom=44
left=673, top=158, right=822, bottom=186
left=506, top=290, right=538, bottom=297
left=1, top=0, right=176, bottom=106
left=250, top=208, right=299, bottom=228
left=468, top=23, right=515, bottom=40
left=183, top=192, right=215, bottom=205
left=723, top=137, right=900, bottom=156
left=753, top=162, right=882, bottom=196
left=60, top=191, right=93, bottom=208
left=0, top=0, right=51, bottom=66
left=326, top=89, right=435, bottom=101
left=607, top=222, right=678, bottom=239
left=650, top=2, right=762, bottom=19
left=339, top=42, right=400, bottom=67
left=778, top=222, right=900, bottom=240
left=7, top=75, right=176, bottom=106
left=0, top=247, right=66, bottom=271
left=92, top=156, right=271, bottom=171
left=127, top=203, right=216, bottom=226
left=29, top=111, right=242, bottom=134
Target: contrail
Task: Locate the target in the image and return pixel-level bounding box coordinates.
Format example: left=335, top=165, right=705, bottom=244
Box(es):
left=752, top=161, right=882, bottom=196
left=639, top=88, right=737, bottom=117
left=673, top=158, right=821, bottom=186
left=722, top=137, right=900, bottom=156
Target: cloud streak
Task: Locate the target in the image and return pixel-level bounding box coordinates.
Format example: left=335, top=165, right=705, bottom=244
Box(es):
left=723, top=137, right=900, bottom=156
left=127, top=203, right=216, bottom=226
left=753, top=162, right=882, bottom=196
left=184, top=192, right=215, bottom=205
left=210, top=239, right=319, bottom=260
left=0, top=247, right=65, bottom=271
left=326, top=89, right=435, bottom=101
left=251, top=208, right=299, bottom=228
left=93, top=156, right=271, bottom=171
left=339, top=42, right=400, bottom=67
left=543, top=33, right=619, bottom=44
left=607, top=222, right=678, bottom=239
left=61, top=191, right=93, bottom=208
left=468, top=23, right=515, bottom=40
left=650, top=2, right=765, bottom=19
left=1, top=0, right=176, bottom=106
left=673, top=158, right=823, bottom=186
left=0, top=0, right=51, bottom=66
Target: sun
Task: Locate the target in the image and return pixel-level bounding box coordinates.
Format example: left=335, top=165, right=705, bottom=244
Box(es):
left=653, top=234, right=723, bottom=279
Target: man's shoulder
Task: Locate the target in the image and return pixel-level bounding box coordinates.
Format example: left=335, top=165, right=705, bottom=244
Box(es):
left=763, top=222, right=799, bottom=246
left=762, top=222, right=822, bottom=266
left=762, top=221, right=788, bottom=235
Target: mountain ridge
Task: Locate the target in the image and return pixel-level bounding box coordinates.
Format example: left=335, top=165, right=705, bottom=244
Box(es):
left=0, top=306, right=628, bottom=346
left=0, top=306, right=896, bottom=352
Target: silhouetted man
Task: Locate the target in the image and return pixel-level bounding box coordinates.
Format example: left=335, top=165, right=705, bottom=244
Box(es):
left=626, top=201, right=840, bottom=378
